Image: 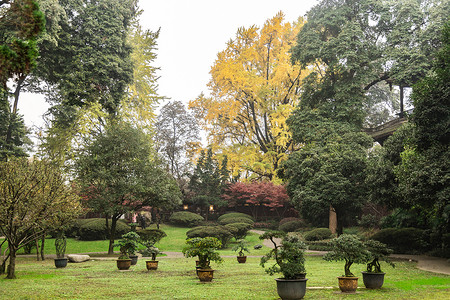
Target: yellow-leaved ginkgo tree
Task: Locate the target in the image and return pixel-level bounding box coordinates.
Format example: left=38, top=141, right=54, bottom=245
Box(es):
left=189, top=12, right=309, bottom=181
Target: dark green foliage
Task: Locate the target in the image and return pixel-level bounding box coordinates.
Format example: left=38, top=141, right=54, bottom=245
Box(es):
left=0, top=103, right=31, bottom=161
left=358, top=215, right=380, bottom=229
left=304, top=240, right=333, bottom=251
left=75, top=122, right=181, bottom=254
left=279, top=217, right=301, bottom=227
left=35, top=0, right=138, bottom=120
left=188, top=149, right=229, bottom=218
left=303, top=228, right=332, bottom=241
left=281, top=119, right=372, bottom=234
left=370, top=228, right=428, bottom=254
left=278, top=220, right=306, bottom=233
left=218, top=217, right=254, bottom=226
left=169, top=211, right=204, bottom=227
left=114, top=231, right=140, bottom=259
left=137, top=229, right=166, bottom=246
left=224, top=223, right=252, bottom=240
left=78, top=219, right=130, bottom=241
left=217, top=212, right=254, bottom=222
left=182, top=237, right=223, bottom=269
left=364, top=240, right=394, bottom=273
left=260, top=232, right=307, bottom=280
left=323, top=234, right=370, bottom=277
left=55, top=235, right=66, bottom=259
left=186, top=225, right=232, bottom=248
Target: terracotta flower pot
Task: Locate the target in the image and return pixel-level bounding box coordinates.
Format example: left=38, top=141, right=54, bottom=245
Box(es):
left=116, top=259, right=132, bottom=270
left=197, top=269, right=214, bottom=282
left=237, top=256, right=247, bottom=263
left=275, top=278, right=308, bottom=300
left=146, top=260, right=159, bottom=270
left=337, top=276, right=359, bottom=293
left=361, top=271, right=385, bottom=289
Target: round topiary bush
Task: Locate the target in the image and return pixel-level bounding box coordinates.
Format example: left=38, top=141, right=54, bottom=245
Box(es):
left=186, top=225, right=232, bottom=248
left=370, top=227, right=427, bottom=254
left=218, top=212, right=254, bottom=222
left=225, top=222, right=252, bottom=240
left=279, top=220, right=306, bottom=233
left=169, top=211, right=204, bottom=227
left=78, top=218, right=130, bottom=241
left=279, top=217, right=302, bottom=227
left=218, top=217, right=254, bottom=226
left=303, top=228, right=332, bottom=241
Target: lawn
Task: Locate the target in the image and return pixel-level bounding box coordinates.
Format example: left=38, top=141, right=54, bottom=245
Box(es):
left=1, top=225, right=449, bottom=299
left=2, top=224, right=268, bottom=257
left=0, top=255, right=448, bottom=299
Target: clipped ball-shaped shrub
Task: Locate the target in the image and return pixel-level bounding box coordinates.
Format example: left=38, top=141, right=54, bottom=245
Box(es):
left=169, top=211, right=204, bottom=227
left=64, top=218, right=97, bottom=238
left=370, top=227, right=427, bottom=254
left=78, top=218, right=130, bottom=241
left=137, top=228, right=167, bottom=245
left=279, top=217, right=302, bottom=227
left=303, top=228, right=332, bottom=241
left=219, top=217, right=254, bottom=226
left=279, top=220, right=306, bottom=233
left=186, top=225, right=232, bottom=248
left=218, top=212, right=254, bottom=222
left=225, top=222, right=252, bottom=240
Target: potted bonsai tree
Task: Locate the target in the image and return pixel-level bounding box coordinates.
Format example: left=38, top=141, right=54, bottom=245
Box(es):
left=138, top=228, right=167, bottom=271
left=182, top=237, right=223, bottom=282
left=232, top=239, right=250, bottom=263
left=362, top=240, right=395, bottom=289
left=260, top=231, right=308, bottom=300
left=54, top=233, right=68, bottom=268
left=115, top=231, right=140, bottom=270
left=323, top=234, right=370, bottom=293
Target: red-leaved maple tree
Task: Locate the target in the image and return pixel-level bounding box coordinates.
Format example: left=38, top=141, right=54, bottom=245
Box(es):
left=222, top=182, right=293, bottom=219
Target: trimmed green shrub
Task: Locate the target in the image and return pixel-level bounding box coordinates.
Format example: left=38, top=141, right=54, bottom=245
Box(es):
left=186, top=225, right=232, bottom=248
left=279, top=217, right=301, bottom=226
left=225, top=222, right=252, bottom=240
left=218, top=217, right=254, bottom=226
left=218, top=212, right=254, bottom=222
left=78, top=219, right=130, bottom=241
left=279, top=220, right=306, bottom=232
left=303, top=228, right=332, bottom=241
left=137, top=228, right=167, bottom=245
left=65, top=218, right=97, bottom=238
left=169, top=211, right=204, bottom=227
left=305, top=240, right=333, bottom=251
left=370, top=227, right=428, bottom=254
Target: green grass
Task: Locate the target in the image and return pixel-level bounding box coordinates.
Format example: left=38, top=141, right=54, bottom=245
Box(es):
left=0, top=255, right=448, bottom=299
left=1, top=225, right=449, bottom=299
left=1, top=224, right=268, bottom=256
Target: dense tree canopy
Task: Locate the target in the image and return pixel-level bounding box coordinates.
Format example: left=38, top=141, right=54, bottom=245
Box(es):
left=291, top=0, right=449, bottom=127
left=189, top=13, right=309, bottom=181
left=188, top=148, right=229, bottom=219
left=75, top=121, right=181, bottom=254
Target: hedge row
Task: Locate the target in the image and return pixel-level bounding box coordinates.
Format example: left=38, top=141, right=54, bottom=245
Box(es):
left=169, top=211, right=204, bottom=227
left=370, top=227, right=428, bottom=254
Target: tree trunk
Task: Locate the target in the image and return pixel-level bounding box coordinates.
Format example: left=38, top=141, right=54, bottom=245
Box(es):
left=40, top=235, right=45, bottom=261
left=35, top=238, right=40, bottom=261
left=108, top=217, right=118, bottom=255
left=7, top=243, right=16, bottom=279
left=329, top=205, right=337, bottom=235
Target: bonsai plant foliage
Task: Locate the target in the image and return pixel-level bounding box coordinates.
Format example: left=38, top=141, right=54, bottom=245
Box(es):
left=260, top=231, right=307, bottom=279
left=182, top=237, right=223, bottom=269
left=232, top=239, right=250, bottom=257
left=323, top=234, right=370, bottom=277
left=364, top=240, right=395, bottom=273
left=115, top=231, right=140, bottom=259
left=138, top=228, right=167, bottom=260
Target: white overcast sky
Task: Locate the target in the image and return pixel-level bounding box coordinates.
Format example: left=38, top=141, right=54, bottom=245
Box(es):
left=18, top=0, right=318, bottom=131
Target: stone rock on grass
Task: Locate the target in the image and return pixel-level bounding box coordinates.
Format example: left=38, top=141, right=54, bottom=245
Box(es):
left=68, top=254, right=90, bottom=263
